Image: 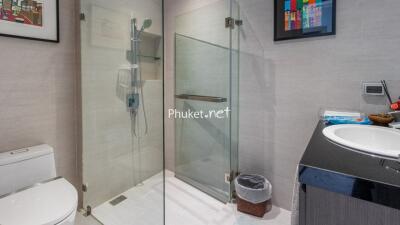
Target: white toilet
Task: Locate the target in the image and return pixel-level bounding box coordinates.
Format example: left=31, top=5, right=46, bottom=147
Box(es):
left=0, top=144, right=78, bottom=225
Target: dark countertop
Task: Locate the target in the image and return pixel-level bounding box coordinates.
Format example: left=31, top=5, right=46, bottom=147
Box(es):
left=299, top=121, right=400, bottom=209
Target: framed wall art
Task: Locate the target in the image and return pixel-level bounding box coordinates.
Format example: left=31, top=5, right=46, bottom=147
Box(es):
left=274, top=0, right=336, bottom=41
left=0, top=0, right=59, bottom=42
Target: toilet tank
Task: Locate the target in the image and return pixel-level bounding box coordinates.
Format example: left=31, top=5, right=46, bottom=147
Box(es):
left=0, top=144, right=56, bottom=196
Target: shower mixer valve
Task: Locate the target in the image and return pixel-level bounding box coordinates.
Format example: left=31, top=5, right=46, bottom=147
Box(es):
left=127, top=93, right=140, bottom=110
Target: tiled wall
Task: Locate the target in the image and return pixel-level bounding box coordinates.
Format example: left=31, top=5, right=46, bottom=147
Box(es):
left=0, top=0, right=79, bottom=188
left=165, top=0, right=400, bottom=210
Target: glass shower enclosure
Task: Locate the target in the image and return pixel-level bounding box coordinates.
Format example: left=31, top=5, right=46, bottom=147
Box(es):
left=80, top=0, right=164, bottom=224
left=174, top=0, right=240, bottom=203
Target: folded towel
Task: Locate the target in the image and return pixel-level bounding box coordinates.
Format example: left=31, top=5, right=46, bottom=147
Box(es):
left=323, top=115, right=372, bottom=125
left=323, top=110, right=361, bottom=118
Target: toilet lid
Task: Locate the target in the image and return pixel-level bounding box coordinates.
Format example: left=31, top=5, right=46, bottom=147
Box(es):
left=0, top=177, right=78, bottom=225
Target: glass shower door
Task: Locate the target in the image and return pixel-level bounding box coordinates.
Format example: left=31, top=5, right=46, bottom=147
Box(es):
left=175, top=0, right=239, bottom=203
left=80, top=0, right=164, bottom=224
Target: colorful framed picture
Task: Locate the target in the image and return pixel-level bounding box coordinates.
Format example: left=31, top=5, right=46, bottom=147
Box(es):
left=0, top=0, right=59, bottom=42
left=274, top=0, right=335, bottom=41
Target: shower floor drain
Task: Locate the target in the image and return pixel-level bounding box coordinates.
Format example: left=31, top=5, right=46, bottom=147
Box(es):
left=109, top=195, right=127, bottom=206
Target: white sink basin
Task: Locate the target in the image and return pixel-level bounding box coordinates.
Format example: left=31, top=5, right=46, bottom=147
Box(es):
left=323, top=124, right=400, bottom=159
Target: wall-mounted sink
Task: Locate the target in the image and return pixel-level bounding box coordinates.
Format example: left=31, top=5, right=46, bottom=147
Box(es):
left=323, top=124, right=400, bottom=159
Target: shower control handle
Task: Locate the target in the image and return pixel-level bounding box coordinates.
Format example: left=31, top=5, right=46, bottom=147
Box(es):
left=127, top=93, right=140, bottom=110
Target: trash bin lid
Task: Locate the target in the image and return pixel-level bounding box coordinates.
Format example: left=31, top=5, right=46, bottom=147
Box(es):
left=237, top=174, right=265, bottom=190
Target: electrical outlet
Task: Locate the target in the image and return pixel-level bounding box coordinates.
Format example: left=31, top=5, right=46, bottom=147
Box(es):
left=363, top=82, right=384, bottom=96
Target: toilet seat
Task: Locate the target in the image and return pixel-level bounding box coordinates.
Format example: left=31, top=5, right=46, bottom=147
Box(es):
left=0, top=177, right=78, bottom=225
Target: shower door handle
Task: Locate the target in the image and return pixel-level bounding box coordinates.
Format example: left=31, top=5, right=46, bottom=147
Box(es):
left=175, top=94, right=227, bottom=103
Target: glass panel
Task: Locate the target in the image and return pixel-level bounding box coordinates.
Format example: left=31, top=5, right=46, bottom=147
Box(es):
left=175, top=0, right=231, bottom=48
left=174, top=0, right=239, bottom=203
left=175, top=34, right=231, bottom=202
left=80, top=0, right=164, bottom=224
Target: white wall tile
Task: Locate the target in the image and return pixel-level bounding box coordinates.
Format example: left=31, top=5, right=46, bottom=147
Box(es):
left=0, top=0, right=79, bottom=188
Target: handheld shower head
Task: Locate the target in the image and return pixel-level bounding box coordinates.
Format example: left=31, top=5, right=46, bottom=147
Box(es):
left=131, top=18, right=153, bottom=41
left=141, top=19, right=152, bottom=31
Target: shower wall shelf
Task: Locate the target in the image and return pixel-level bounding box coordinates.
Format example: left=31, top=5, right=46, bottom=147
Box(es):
left=139, top=55, right=161, bottom=60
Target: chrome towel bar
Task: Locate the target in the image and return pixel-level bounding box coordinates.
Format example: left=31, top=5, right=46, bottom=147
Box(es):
left=175, top=94, right=227, bottom=103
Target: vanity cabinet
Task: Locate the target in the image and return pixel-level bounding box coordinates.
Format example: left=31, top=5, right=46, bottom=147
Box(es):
left=299, top=122, right=400, bottom=225
left=300, top=185, right=400, bottom=225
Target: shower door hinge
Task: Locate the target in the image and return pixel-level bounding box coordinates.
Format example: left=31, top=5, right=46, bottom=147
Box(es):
left=82, top=184, right=88, bottom=192
left=232, top=190, right=238, bottom=202
left=225, top=17, right=235, bottom=29
left=80, top=13, right=86, bottom=21
left=225, top=173, right=231, bottom=184
left=225, top=171, right=240, bottom=184
left=83, top=205, right=92, bottom=217
left=225, top=17, right=243, bottom=29
left=225, top=171, right=235, bottom=184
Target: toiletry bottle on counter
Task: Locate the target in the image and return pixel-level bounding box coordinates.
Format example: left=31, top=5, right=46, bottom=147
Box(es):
left=390, top=97, right=400, bottom=111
